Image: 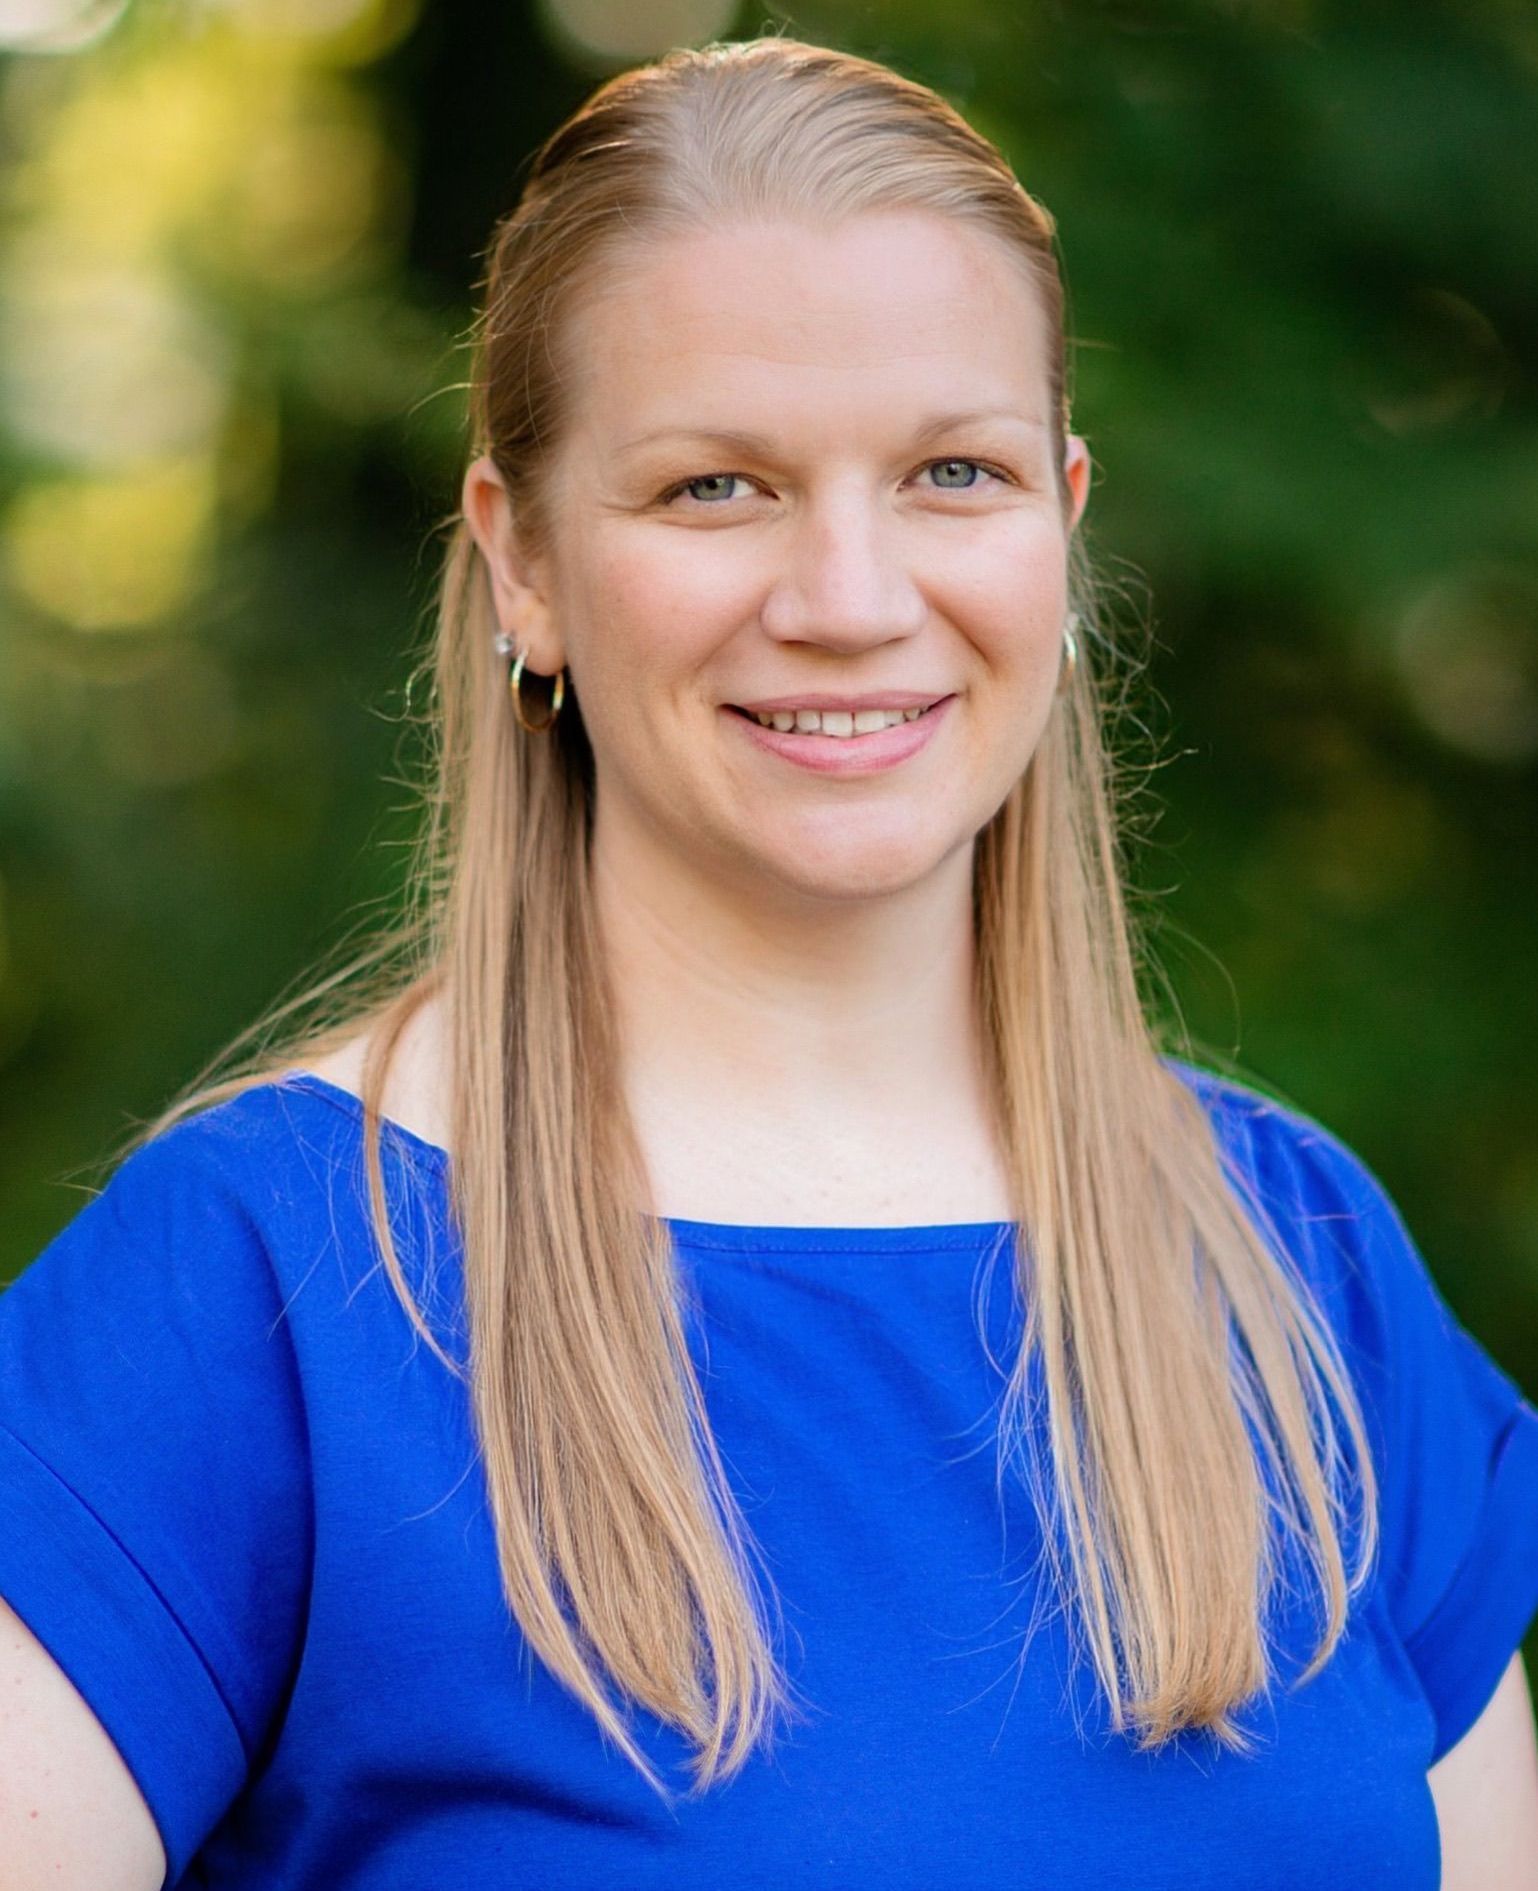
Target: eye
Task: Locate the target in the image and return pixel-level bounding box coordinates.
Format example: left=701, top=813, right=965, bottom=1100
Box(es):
left=659, top=472, right=756, bottom=506
left=919, top=457, right=1002, bottom=491
left=656, top=458, right=1010, bottom=506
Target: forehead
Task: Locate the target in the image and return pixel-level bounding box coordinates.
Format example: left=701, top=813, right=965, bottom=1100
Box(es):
left=559, top=211, right=1053, bottom=448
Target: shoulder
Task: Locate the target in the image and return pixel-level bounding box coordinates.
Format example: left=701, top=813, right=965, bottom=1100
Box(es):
left=9, top=1071, right=449, bottom=1357
left=1162, top=1052, right=1379, bottom=1189
left=2, top=1085, right=335, bottom=1416
left=78, top=1078, right=368, bottom=1259
left=295, top=991, right=453, bottom=1158
left=1159, top=1054, right=1416, bottom=1303
left=1157, top=1054, right=1486, bottom=1427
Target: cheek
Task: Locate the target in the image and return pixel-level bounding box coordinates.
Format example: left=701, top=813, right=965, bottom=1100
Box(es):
left=929, top=522, right=1068, bottom=667
left=558, top=544, right=743, bottom=781
left=573, top=536, right=747, bottom=687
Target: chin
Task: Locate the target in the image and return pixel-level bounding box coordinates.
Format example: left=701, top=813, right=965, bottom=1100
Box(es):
left=749, top=832, right=960, bottom=905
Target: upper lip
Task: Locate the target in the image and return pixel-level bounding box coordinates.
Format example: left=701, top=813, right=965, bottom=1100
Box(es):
left=727, top=691, right=949, bottom=713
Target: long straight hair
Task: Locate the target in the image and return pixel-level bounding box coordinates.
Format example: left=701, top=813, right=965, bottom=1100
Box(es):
left=130, top=36, right=1377, bottom=1800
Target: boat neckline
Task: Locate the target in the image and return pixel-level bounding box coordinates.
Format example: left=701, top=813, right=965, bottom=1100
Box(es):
left=274, top=1069, right=1021, bottom=1251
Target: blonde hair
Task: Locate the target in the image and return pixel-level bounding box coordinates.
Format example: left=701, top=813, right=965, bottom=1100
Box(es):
left=126, top=36, right=1376, bottom=1801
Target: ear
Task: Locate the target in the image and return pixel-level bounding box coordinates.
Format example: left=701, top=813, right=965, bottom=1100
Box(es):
left=1062, top=433, right=1091, bottom=535
left=461, top=455, right=564, bottom=671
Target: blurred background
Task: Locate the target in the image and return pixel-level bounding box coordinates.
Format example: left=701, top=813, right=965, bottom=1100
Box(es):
left=0, top=0, right=1534, bottom=1523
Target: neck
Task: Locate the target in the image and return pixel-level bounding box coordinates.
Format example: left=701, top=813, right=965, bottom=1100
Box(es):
left=594, top=809, right=991, bottom=1119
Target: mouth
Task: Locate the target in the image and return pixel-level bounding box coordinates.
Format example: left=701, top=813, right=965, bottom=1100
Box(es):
left=724, top=697, right=948, bottom=738
left=720, top=693, right=955, bottom=777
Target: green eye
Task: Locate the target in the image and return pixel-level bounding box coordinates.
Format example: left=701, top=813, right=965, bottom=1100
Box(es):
left=665, top=473, right=748, bottom=505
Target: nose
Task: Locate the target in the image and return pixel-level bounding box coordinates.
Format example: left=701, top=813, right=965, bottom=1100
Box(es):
left=758, top=484, right=928, bottom=651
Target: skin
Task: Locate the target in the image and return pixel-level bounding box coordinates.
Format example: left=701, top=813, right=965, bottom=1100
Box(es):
left=1428, top=1652, right=1538, bottom=1888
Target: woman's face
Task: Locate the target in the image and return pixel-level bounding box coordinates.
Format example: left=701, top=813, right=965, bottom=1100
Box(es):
left=465, top=209, right=1090, bottom=908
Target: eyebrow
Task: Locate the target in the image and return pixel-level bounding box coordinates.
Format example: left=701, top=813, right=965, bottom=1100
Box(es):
left=615, top=408, right=1047, bottom=458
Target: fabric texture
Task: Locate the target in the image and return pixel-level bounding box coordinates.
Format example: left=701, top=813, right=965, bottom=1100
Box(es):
left=1, top=1060, right=1535, bottom=1888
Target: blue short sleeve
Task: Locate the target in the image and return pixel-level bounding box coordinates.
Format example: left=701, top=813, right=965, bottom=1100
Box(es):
left=0, top=1120, right=313, bottom=1880
left=1210, top=1077, right=1538, bottom=1766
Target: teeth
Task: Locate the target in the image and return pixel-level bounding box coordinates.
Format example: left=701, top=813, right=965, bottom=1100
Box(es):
left=750, top=704, right=933, bottom=735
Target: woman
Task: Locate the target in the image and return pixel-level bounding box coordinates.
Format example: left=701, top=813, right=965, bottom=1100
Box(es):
left=2, top=35, right=1535, bottom=1889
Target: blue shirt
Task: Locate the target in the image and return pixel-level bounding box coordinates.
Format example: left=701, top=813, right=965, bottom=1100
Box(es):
left=1, top=1061, right=1535, bottom=1888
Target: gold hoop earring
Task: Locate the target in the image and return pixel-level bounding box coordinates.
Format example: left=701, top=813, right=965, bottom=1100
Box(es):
left=1056, top=612, right=1080, bottom=696
left=495, top=632, right=565, bottom=733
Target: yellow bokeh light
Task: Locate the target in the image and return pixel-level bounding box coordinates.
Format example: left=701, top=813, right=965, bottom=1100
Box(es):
left=218, top=91, right=400, bottom=287
left=198, top=0, right=421, bottom=68
left=0, top=246, right=232, bottom=464
left=2, top=44, right=394, bottom=288
left=2, top=457, right=218, bottom=631
left=5, top=49, right=247, bottom=257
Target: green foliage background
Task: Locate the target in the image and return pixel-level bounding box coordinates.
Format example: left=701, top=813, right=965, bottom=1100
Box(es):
left=1, top=0, right=1534, bottom=1670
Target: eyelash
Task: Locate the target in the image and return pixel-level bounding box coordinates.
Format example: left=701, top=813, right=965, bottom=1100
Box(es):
left=656, top=457, right=1011, bottom=507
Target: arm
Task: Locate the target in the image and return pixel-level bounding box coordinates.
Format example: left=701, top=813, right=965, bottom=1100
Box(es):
left=1429, top=1649, right=1538, bottom=1891
left=0, top=1594, right=166, bottom=1891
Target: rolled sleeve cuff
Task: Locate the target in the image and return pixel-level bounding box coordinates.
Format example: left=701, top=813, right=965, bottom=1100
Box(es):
left=1403, top=1399, right=1538, bottom=1765
left=0, top=1422, right=247, bottom=1882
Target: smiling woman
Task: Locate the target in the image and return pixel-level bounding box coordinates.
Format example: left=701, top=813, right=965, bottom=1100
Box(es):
left=1, top=33, right=1536, bottom=1891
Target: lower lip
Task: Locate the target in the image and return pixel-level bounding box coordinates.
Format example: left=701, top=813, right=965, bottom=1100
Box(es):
left=724, top=697, right=954, bottom=775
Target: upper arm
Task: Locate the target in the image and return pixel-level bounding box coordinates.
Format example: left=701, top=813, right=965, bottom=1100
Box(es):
left=0, top=1122, right=314, bottom=1878
left=1429, top=1649, right=1538, bottom=1891
left=0, top=1592, right=166, bottom=1891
